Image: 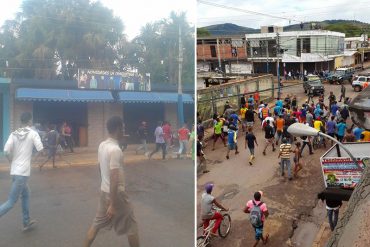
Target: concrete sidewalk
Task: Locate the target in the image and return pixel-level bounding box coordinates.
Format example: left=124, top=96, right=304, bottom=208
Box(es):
left=0, top=143, right=193, bottom=172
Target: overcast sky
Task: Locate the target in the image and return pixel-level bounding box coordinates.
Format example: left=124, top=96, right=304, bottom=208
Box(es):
left=0, top=0, right=195, bottom=40
left=198, top=0, right=370, bottom=28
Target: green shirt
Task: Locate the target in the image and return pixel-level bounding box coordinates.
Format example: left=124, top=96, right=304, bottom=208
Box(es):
left=214, top=122, right=223, bottom=134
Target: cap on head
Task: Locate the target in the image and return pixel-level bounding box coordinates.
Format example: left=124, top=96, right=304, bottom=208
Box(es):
left=205, top=183, right=214, bottom=193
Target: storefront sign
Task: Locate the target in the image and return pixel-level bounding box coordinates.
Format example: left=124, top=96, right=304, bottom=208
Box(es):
left=78, top=69, right=147, bottom=91
left=321, top=157, right=369, bottom=188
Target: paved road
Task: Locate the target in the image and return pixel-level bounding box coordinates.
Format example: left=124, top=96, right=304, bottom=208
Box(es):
left=197, top=82, right=358, bottom=247
left=0, top=158, right=194, bottom=247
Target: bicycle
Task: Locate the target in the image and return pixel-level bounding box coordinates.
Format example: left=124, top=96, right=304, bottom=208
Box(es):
left=197, top=207, right=231, bottom=247
left=312, top=135, right=326, bottom=150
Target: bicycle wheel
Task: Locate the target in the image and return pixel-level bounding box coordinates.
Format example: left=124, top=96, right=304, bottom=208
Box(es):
left=218, top=213, right=231, bottom=238
left=197, top=236, right=209, bottom=247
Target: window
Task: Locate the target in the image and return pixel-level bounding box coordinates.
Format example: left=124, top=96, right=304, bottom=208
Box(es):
left=296, top=38, right=301, bottom=57
left=268, top=26, right=274, bottom=33
left=302, top=38, right=310, bottom=53
left=204, top=39, right=217, bottom=45
left=210, top=45, right=217, bottom=57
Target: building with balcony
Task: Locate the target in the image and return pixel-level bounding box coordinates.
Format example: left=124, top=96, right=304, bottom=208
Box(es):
left=245, top=30, right=345, bottom=74
left=197, top=36, right=252, bottom=74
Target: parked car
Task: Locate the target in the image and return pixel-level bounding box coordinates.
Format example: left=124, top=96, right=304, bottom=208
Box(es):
left=352, top=75, right=370, bottom=92
left=327, top=67, right=355, bottom=84
left=303, top=74, right=324, bottom=95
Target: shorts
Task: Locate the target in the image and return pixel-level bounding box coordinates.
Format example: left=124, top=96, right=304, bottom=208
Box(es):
left=265, top=138, right=274, bottom=144
left=48, top=147, right=57, bottom=158
left=254, top=224, right=264, bottom=240
left=248, top=147, right=255, bottom=155
left=246, top=121, right=254, bottom=127
left=92, top=191, right=138, bottom=236
left=228, top=143, right=236, bottom=150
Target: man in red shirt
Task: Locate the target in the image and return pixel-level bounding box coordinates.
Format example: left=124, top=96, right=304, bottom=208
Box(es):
left=162, top=121, right=172, bottom=151
left=244, top=191, right=269, bottom=247
left=177, top=123, right=190, bottom=159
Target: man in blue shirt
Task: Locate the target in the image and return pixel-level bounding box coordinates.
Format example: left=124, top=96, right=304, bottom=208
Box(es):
left=336, top=120, right=347, bottom=142
left=331, top=102, right=339, bottom=117
left=226, top=125, right=239, bottom=159
left=353, top=126, right=364, bottom=141
left=229, top=111, right=241, bottom=129
left=326, top=116, right=336, bottom=145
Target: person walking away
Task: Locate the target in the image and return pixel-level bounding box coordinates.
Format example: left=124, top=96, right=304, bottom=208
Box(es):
left=293, top=142, right=303, bottom=177
left=223, top=100, right=232, bottom=114
left=326, top=116, right=337, bottom=146
left=336, top=120, right=347, bottom=142
left=177, top=123, right=190, bottom=159
left=253, top=92, right=260, bottom=109
left=136, top=121, right=148, bottom=155
left=275, top=115, right=285, bottom=145
left=248, top=95, right=255, bottom=109
left=339, top=84, right=346, bottom=102
left=328, top=92, right=336, bottom=109
left=62, top=121, right=74, bottom=152
left=261, top=104, right=270, bottom=120
left=330, top=102, right=339, bottom=118
left=245, top=106, right=257, bottom=128
left=300, top=135, right=313, bottom=156
left=243, top=191, right=269, bottom=247
left=201, top=184, right=228, bottom=237
left=299, top=105, right=307, bottom=123
left=245, top=127, right=258, bottom=166
left=340, top=106, right=350, bottom=122
left=343, top=128, right=356, bottom=142
left=262, top=120, right=275, bottom=155
left=149, top=121, right=166, bottom=160
left=1, top=112, right=44, bottom=231
left=197, top=135, right=209, bottom=173
left=39, top=124, right=59, bottom=170
left=197, top=120, right=205, bottom=141
left=306, top=110, right=314, bottom=127
left=162, top=121, right=172, bottom=151
left=84, top=116, right=139, bottom=247
left=240, top=95, right=247, bottom=108
left=318, top=192, right=342, bottom=231
left=212, top=118, right=226, bottom=150
left=226, top=125, right=239, bottom=159
left=240, top=105, right=247, bottom=132
left=278, top=138, right=293, bottom=180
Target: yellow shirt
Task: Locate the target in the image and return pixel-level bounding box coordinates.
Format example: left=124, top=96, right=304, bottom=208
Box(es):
left=314, top=120, right=323, bottom=131
left=240, top=108, right=247, bottom=119
left=362, top=130, right=370, bottom=142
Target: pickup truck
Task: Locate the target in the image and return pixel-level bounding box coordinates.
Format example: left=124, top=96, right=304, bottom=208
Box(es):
left=327, top=68, right=355, bottom=84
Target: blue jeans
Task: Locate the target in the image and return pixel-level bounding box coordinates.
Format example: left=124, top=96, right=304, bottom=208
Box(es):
left=327, top=209, right=339, bottom=231
left=0, top=175, right=30, bottom=226
left=136, top=139, right=148, bottom=153
left=280, top=158, right=292, bottom=178
left=178, top=140, right=188, bottom=155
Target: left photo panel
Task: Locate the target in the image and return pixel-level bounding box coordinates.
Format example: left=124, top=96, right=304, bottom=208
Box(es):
left=0, top=1, right=195, bottom=247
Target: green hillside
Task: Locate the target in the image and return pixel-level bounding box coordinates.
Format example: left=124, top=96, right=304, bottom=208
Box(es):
left=199, top=20, right=370, bottom=37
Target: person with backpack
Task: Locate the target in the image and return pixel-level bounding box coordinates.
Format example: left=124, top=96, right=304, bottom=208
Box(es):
left=244, top=191, right=269, bottom=247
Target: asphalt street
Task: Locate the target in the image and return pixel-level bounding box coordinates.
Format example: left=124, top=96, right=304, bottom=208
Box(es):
left=0, top=158, right=194, bottom=247
left=197, top=81, right=360, bottom=247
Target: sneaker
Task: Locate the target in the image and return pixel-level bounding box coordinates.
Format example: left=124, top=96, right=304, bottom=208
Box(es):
left=203, top=170, right=210, bottom=174
left=226, top=155, right=229, bottom=159
left=272, top=148, right=276, bottom=152
left=235, top=151, right=239, bottom=155
left=23, top=219, right=37, bottom=231
left=249, top=161, right=253, bottom=166
left=289, top=177, right=293, bottom=181
left=281, top=172, right=285, bottom=177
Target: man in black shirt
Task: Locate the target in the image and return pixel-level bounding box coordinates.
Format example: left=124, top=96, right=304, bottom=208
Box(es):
left=39, top=124, right=59, bottom=170
left=245, top=106, right=257, bottom=127
left=318, top=192, right=342, bottom=231
left=197, top=135, right=209, bottom=173
left=263, top=120, right=276, bottom=155
left=245, top=127, right=258, bottom=165
left=136, top=121, right=148, bottom=155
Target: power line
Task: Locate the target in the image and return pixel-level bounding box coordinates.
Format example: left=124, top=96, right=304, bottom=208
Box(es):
left=198, top=0, right=302, bottom=23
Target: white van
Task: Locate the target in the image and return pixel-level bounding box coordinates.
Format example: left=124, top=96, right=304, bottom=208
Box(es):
left=352, top=75, right=370, bottom=92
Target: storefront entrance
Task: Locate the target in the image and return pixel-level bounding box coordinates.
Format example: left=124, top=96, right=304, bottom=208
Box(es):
left=33, top=102, right=88, bottom=146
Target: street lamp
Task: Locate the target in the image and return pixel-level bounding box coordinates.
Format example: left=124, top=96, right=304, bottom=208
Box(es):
left=287, top=123, right=359, bottom=169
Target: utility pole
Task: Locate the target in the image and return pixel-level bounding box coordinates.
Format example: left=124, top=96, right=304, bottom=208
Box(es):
left=276, top=32, right=281, bottom=99
left=361, top=31, right=366, bottom=70
left=177, top=25, right=184, bottom=127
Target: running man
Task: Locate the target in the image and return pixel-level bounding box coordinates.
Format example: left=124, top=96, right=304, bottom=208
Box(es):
left=1, top=112, right=44, bottom=231
left=84, top=116, right=139, bottom=247
left=149, top=121, right=166, bottom=160
left=226, top=125, right=239, bottom=159
left=245, top=127, right=258, bottom=166
left=262, top=120, right=275, bottom=155
left=39, top=124, right=59, bottom=170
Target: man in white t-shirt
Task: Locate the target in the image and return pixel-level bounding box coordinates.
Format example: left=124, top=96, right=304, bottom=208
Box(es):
left=148, top=121, right=166, bottom=160
left=84, top=116, right=139, bottom=247
left=1, top=112, right=43, bottom=231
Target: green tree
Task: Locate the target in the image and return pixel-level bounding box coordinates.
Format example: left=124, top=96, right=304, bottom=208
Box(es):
left=0, top=0, right=125, bottom=79
left=197, top=27, right=211, bottom=37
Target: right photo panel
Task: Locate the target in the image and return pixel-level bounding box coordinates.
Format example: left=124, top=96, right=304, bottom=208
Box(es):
left=196, top=0, right=370, bottom=246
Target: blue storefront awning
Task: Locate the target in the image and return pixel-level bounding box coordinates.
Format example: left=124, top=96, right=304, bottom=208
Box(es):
left=117, top=91, right=194, bottom=104
left=16, top=88, right=114, bottom=102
